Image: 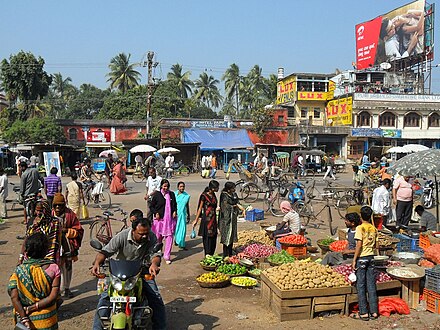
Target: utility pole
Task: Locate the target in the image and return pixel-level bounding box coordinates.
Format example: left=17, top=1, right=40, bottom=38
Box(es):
left=144, top=51, right=158, bottom=137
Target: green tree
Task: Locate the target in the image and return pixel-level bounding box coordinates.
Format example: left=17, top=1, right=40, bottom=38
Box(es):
left=219, top=99, right=236, bottom=117
left=51, top=73, right=73, bottom=98
left=263, top=74, right=278, bottom=103
left=65, top=84, right=109, bottom=119
left=251, top=106, right=274, bottom=139
left=190, top=102, right=219, bottom=119
left=98, top=86, right=147, bottom=120
left=0, top=51, right=52, bottom=120
left=3, top=117, right=65, bottom=144
left=222, top=63, right=241, bottom=115
left=167, top=63, right=193, bottom=99
left=194, top=72, right=222, bottom=108
left=107, top=53, right=141, bottom=94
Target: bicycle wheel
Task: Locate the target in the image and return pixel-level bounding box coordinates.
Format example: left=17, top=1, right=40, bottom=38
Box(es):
left=241, top=183, right=260, bottom=203
left=269, top=191, right=285, bottom=217
left=336, top=194, right=356, bottom=218
left=90, top=219, right=112, bottom=246
left=97, top=191, right=112, bottom=210
left=235, top=181, right=245, bottom=200
left=132, top=172, right=144, bottom=183
left=327, top=204, right=337, bottom=236
left=292, top=201, right=312, bottom=226
left=179, top=166, right=191, bottom=176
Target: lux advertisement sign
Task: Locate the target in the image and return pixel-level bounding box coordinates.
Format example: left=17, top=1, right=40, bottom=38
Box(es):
left=325, top=97, right=353, bottom=125
left=276, top=77, right=296, bottom=104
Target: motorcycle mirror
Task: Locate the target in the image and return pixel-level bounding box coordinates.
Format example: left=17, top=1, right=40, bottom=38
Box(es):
left=153, top=243, right=163, bottom=253
left=90, top=239, right=103, bottom=251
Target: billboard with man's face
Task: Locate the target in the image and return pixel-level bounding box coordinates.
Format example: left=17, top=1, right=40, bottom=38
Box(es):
left=355, top=0, right=427, bottom=69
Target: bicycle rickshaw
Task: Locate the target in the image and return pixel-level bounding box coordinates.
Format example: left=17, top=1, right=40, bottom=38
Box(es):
left=291, top=149, right=325, bottom=176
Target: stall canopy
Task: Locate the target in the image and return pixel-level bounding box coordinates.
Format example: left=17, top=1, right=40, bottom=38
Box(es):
left=183, top=128, right=253, bottom=151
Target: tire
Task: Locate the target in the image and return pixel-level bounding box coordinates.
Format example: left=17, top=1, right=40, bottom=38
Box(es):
left=132, top=172, right=145, bottom=183
left=327, top=205, right=337, bottom=236
left=97, top=191, right=112, bottom=210
left=336, top=194, right=356, bottom=218
left=235, top=181, right=245, bottom=200
left=90, top=219, right=112, bottom=246
left=292, top=201, right=312, bottom=226
left=241, top=183, right=259, bottom=203
left=422, top=193, right=434, bottom=209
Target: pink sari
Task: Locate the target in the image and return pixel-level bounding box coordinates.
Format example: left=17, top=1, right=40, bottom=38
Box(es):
left=110, top=163, right=127, bottom=194
left=152, top=190, right=176, bottom=236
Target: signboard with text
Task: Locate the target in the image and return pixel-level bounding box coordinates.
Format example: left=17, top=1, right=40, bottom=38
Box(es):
left=325, top=96, right=353, bottom=125
left=355, top=0, right=427, bottom=69
left=276, top=76, right=296, bottom=104
left=297, top=91, right=328, bottom=101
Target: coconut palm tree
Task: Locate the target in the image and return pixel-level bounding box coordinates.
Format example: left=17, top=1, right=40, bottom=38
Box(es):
left=51, top=73, right=73, bottom=98
left=194, top=72, right=222, bottom=108
left=222, top=63, right=241, bottom=115
left=167, top=63, right=193, bottom=99
left=107, top=53, right=141, bottom=94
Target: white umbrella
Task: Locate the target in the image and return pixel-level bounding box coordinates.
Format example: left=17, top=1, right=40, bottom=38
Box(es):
left=157, top=147, right=180, bottom=154
left=129, top=145, right=157, bottom=153
left=387, top=146, right=407, bottom=154
left=405, top=144, right=429, bottom=153
left=99, top=149, right=118, bottom=158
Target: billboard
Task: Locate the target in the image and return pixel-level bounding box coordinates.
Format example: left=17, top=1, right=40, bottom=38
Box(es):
left=276, top=76, right=296, bottom=104
left=355, top=0, right=426, bottom=69
left=325, top=96, right=353, bottom=125
left=297, top=91, right=328, bottom=101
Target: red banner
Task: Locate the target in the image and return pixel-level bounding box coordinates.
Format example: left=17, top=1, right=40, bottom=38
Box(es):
left=355, top=17, right=382, bottom=69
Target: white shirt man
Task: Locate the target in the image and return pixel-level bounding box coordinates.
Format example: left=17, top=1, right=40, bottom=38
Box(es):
left=145, top=174, right=162, bottom=197
left=372, top=179, right=392, bottom=225
left=201, top=155, right=207, bottom=170
left=165, top=154, right=174, bottom=169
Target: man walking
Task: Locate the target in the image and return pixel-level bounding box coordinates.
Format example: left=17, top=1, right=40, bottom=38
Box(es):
left=372, top=178, right=392, bottom=227
left=144, top=167, right=162, bottom=218
left=19, top=161, right=41, bottom=225
left=393, top=175, right=413, bottom=228
left=44, top=167, right=62, bottom=207
left=323, top=154, right=336, bottom=180
left=0, top=167, right=8, bottom=224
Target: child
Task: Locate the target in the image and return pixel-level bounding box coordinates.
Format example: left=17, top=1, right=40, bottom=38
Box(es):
left=351, top=206, right=379, bottom=321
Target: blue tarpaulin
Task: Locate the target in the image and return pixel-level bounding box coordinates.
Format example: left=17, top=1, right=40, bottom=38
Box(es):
left=183, top=128, right=253, bottom=150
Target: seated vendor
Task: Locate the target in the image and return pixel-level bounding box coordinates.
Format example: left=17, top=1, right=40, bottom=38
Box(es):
left=321, top=212, right=361, bottom=266
left=272, top=201, right=301, bottom=237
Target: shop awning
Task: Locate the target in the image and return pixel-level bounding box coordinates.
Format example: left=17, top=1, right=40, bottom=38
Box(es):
left=183, top=128, right=253, bottom=151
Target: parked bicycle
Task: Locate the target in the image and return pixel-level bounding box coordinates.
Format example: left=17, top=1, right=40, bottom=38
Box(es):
left=83, top=179, right=112, bottom=209
left=132, top=166, right=148, bottom=183
left=89, top=208, right=128, bottom=247
left=173, top=161, right=191, bottom=177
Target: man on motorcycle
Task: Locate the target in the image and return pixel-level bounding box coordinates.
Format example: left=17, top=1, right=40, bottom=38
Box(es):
left=91, top=217, right=166, bottom=330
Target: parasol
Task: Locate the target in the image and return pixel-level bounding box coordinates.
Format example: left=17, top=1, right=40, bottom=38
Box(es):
left=129, top=145, right=157, bottom=153
left=388, top=148, right=440, bottom=230
left=157, top=147, right=180, bottom=154
left=387, top=144, right=429, bottom=154
left=99, top=149, right=118, bottom=158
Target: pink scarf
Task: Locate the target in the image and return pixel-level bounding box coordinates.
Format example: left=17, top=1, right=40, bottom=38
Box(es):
left=162, top=189, right=173, bottom=223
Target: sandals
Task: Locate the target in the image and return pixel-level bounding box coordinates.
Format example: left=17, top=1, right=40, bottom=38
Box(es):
left=370, top=313, right=379, bottom=320
left=350, top=313, right=370, bottom=321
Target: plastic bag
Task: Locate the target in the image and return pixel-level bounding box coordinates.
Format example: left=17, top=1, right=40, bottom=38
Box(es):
left=81, top=205, right=89, bottom=219
left=378, top=298, right=410, bottom=317
left=190, top=229, right=196, bottom=239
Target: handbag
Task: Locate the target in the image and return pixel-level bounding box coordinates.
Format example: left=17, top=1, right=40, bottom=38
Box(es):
left=190, top=229, right=197, bottom=239
left=81, top=205, right=89, bottom=219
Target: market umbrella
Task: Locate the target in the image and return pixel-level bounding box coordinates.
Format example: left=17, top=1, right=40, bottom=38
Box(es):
left=157, top=147, right=180, bottom=154
left=388, top=148, right=440, bottom=230
left=99, top=149, right=118, bottom=158
left=129, top=144, right=157, bottom=153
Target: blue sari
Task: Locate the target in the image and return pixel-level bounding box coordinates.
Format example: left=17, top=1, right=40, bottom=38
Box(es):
left=174, top=190, right=190, bottom=248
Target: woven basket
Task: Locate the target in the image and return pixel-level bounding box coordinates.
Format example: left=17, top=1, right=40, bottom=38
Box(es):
left=196, top=278, right=230, bottom=288
left=317, top=239, right=331, bottom=254
left=199, top=262, right=217, bottom=271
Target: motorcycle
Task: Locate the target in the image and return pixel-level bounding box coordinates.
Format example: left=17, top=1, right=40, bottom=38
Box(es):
left=74, top=161, right=82, bottom=177
left=91, top=240, right=163, bottom=330
left=422, top=179, right=435, bottom=209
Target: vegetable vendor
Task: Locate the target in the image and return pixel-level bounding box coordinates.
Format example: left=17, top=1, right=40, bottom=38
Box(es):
left=272, top=201, right=302, bottom=237
left=321, top=211, right=361, bottom=266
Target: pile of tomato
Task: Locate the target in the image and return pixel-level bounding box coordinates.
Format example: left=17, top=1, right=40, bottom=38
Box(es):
left=329, top=240, right=348, bottom=252
left=278, top=234, right=307, bottom=246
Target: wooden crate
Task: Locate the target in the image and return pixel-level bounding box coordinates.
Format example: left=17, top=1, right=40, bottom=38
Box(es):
left=261, top=273, right=351, bottom=321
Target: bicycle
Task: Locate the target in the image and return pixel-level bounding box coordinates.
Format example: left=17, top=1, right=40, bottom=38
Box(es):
left=292, top=192, right=337, bottom=235
left=132, top=166, right=148, bottom=183
left=173, top=162, right=191, bottom=177
left=89, top=208, right=128, bottom=247
left=83, top=179, right=112, bottom=209
left=263, top=179, right=298, bottom=217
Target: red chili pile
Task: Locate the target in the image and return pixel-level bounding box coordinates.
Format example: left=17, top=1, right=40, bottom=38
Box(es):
left=277, top=235, right=307, bottom=246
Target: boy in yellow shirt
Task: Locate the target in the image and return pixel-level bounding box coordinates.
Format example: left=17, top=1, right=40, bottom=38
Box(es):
left=351, top=206, right=379, bottom=321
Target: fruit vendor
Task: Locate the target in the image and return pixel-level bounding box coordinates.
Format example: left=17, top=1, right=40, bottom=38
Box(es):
left=272, top=201, right=302, bottom=238
left=321, top=212, right=361, bottom=266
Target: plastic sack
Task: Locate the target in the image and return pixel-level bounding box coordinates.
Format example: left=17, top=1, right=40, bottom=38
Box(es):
left=378, top=298, right=410, bottom=317
left=190, top=229, right=196, bottom=239
left=81, top=205, right=89, bottom=219
left=92, top=182, right=104, bottom=196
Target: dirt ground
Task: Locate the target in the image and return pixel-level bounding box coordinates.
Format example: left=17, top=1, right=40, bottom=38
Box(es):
left=0, top=172, right=439, bottom=329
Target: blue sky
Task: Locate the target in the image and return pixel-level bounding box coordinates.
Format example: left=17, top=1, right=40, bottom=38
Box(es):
left=2, top=0, right=439, bottom=92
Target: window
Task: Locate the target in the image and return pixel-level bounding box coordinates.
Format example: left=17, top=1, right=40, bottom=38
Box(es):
left=313, top=108, right=320, bottom=119
left=300, top=107, right=308, bottom=118
left=313, top=82, right=326, bottom=92
left=287, top=107, right=295, bottom=118
left=277, top=115, right=284, bottom=123
left=349, top=142, right=364, bottom=156
left=379, top=112, right=396, bottom=127
left=68, top=128, right=78, bottom=140
left=404, top=112, right=421, bottom=127
left=357, top=111, right=371, bottom=127
left=428, top=113, right=440, bottom=127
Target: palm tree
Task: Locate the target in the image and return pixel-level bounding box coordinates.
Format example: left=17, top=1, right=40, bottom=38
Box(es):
left=107, top=53, right=141, bottom=94
left=51, top=73, right=73, bottom=98
left=263, top=74, right=278, bottom=102
left=222, top=63, right=241, bottom=115
left=194, top=72, right=222, bottom=108
left=167, top=63, right=193, bottom=99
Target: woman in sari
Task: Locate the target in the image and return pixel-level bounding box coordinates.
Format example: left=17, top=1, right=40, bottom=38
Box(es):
left=9, top=232, right=60, bottom=329
left=150, top=179, right=177, bottom=264
left=193, top=180, right=220, bottom=256
left=110, top=159, right=127, bottom=195
left=218, top=182, right=239, bottom=257
left=174, top=182, right=190, bottom=250
left=65, top=172, right=84, bottom=218
left=20, top=200, right=60, bottom=265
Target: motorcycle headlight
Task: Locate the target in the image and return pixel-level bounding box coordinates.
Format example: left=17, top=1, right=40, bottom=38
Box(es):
left=110, top=274, right=123, bottom=291
left=124, top=275, right=139, bottom=291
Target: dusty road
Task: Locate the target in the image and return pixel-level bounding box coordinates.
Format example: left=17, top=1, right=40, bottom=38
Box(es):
left=0, top=172, right=439, bottom=329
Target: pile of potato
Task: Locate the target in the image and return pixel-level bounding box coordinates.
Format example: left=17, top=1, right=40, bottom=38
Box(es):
left=263, top=261, right=349, bottom=290
left=234, top=230, right=274, bottom=247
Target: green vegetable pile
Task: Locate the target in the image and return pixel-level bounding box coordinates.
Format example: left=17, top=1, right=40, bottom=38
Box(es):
left=216, top=263, right=247, bottom=275
left=248, top=268, right=262, bottom=276
left=319, top=237, right=336, bottom=246
left=267, top=250, right=296, bottom=264
left=200, top=254, right=224, bottom=267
